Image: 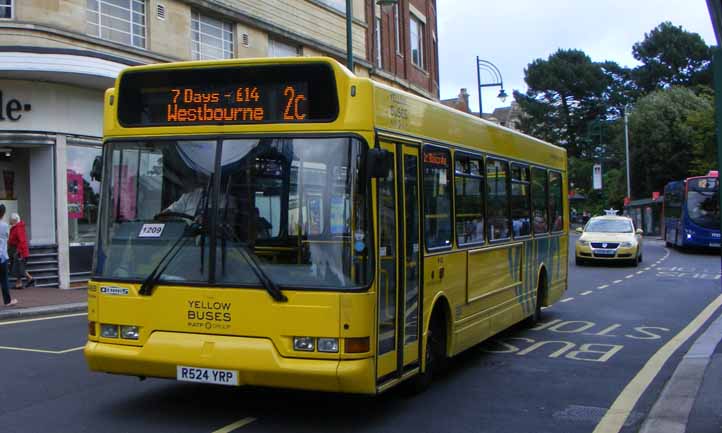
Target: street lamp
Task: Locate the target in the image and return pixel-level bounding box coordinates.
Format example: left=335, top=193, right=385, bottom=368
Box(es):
left=346, top=0, right=398, bottom=71
left=476, top=57, right=507, bottom=118
left=624, top=105, right=632, bottom=200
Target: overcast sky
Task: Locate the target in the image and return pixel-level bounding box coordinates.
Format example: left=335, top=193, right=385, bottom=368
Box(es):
left=437, top=0, right=717, bottom=114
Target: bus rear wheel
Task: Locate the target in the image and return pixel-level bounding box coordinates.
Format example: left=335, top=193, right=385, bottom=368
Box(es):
left=409, top=312, right=446, bottom=393
left=525, top=273, right=546, bottom=327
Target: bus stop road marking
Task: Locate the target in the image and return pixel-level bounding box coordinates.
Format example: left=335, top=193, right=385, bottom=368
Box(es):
left=598, top=285, right=609, bottom=289
left=613, top=280, right=623, bottom=284
left=0, top=345, right=85, bottom=355
left=560, top=297, right=574, bottom=303
left=212, top=417, right=257, bottom=433
left=0, top=312, right=87, bottom=327
left=636, top=271, right=644, bottom=275
left=592, top=293, right=722, bottom=433
left=625, top=275, right=634, bottom=279
left=581, top=291, right=593, bottom=296
left=644, top=267, right=651, bottom=271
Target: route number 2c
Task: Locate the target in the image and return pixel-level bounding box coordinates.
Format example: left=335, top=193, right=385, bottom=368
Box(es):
left=283, top=86, right=307, bottom=121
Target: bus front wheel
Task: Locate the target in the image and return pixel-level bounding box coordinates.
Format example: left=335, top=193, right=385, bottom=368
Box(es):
left=410, top=312, right=446, bottom=393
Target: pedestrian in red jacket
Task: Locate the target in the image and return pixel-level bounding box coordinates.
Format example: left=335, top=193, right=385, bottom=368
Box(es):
left=9, top=213, right=33, bottom=289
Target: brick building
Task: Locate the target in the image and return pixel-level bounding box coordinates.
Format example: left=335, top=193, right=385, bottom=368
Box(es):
left=0, top=0, right=439, bottom=289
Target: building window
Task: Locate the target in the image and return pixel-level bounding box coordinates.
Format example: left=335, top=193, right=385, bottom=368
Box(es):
left=410, top=15, right=424, bottom=68
left=268, top=38, right=301, bottom=57
left=318, top=0, right=345, bottom=12
left=0, top=0, right=12, bottom=19
left=67, top=146, right=103, bottom=245
left=394, top=4, right=401, bottom=54
left=191, top=11, right=234, bottom=60
left=86, top=0, right=146, bottom=48
left=375, top=16, right=383, bottom=68
left=423, top=146, right=452, bottom=250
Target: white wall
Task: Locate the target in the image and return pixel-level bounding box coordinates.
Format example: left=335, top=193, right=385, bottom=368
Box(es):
left=29, top=146, right=55, bottom=245
left=0, top=80, right=104, bottom=137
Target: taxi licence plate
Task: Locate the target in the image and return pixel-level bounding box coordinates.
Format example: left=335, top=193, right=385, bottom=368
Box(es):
left=177, top=366, right=239, bottom=386
left=594, top=249, right=616, bottom=256
left=710, top=243, right=720, bottom=248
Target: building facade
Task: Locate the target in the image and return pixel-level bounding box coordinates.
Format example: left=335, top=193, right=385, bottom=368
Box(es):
left=0, top=0, right=439, bottom=289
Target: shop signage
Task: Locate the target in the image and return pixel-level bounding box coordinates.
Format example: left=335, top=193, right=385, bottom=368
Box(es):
left=0, top=90, right=32, bottom=121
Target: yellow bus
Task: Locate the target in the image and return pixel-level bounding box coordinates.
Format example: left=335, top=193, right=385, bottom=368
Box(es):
left=84, top=57, right=568, bottom=394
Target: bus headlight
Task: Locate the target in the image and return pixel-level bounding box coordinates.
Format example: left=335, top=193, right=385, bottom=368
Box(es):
left=100, top=324, right=119, bottom=338
left=317, top=338, right=339, bottom=353
left=293, top=337, right=315, bottom=352
left=120, top=325, right=140, bottom=340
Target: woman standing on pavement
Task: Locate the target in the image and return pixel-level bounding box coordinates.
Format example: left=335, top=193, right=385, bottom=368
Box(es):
left=0, top=204, right=18, bottom=307
left=9, top=213, right=33, bottom=289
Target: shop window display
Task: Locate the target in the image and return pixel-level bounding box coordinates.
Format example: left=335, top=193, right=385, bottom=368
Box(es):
left=67, top=146, right=102, bottom=244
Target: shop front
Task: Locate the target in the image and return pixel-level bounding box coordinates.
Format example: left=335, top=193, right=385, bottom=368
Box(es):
left=0, top=51, right=126, bottom=288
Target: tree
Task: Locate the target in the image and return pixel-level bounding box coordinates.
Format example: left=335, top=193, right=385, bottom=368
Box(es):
left=628, top=86, right=715, bottom=198
left=515, top=49, right=609, bottom=159
left=632, top=22, right=712, bottom=92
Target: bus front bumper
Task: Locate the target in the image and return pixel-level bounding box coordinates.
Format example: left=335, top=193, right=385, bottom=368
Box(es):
left=85, top=331, right=376, bottom=394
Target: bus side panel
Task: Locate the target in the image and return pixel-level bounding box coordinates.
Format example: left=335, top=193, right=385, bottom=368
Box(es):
left=452, top=244, right=525, bottom=354
left=535, top=235, right=568, bottom=306
left=422, top=251, right=466, bottom=357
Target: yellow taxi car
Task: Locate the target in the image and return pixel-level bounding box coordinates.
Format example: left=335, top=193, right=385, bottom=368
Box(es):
left=575, top=215, right=644, bottom=266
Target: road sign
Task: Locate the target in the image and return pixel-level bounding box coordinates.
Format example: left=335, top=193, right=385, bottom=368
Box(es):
left=593, top=163, right=602, bottom=190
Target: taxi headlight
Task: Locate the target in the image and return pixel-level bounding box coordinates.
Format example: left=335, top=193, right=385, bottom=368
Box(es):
left=620, top=241, right=634, bottom=247
left=317, top=338, right=339, bottom=353
left=293, top=336, right=315, bottom=352
left=100, top=324, right=118, bottom=338
left=577, top=239, right=589, bottom=246
left=120, top=325, right=140, bottom=340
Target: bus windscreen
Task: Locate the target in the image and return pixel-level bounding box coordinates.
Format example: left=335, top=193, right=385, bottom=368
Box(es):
left=117, top=63, right=339, bottom=127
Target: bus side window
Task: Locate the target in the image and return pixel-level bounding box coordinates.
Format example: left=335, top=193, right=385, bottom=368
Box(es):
left=486, top=158, right=510, bottom=241
left=531, top=167, right=548, bottom=234
left=423, top=146, right=452, bottom=249
left=549, top=171, right=563, bottom=232
left=511, top=163, right=531, bottom=237
left=454, top=153, right=485, bottom=246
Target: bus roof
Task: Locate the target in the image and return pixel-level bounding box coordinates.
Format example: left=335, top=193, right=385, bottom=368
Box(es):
left=370, top=79, right=566, bottom=170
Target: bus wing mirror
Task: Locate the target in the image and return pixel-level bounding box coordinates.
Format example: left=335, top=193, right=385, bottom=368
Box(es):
left=367, top=148, right=392, bottom=179
left=91, top=155, right=103, bottom=181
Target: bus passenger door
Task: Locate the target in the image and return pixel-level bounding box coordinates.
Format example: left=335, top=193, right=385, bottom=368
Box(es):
left=400, top=145, right=420, bottom=368
left=376, top=142, right=421, bottom=383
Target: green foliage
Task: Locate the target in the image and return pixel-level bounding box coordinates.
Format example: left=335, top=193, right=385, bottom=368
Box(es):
left=514, top=49, right=609, bottom=159
left=515, top=21, right=715, bottom=211
left=633, top=22, right=712, bottom=92
left=628, top=86, right=715, bottom=198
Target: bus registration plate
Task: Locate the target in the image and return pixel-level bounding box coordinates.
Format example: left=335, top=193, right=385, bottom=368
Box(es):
left=177, top=366, right=239, bottom=386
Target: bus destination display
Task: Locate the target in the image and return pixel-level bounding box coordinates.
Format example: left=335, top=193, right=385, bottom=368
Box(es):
left=117, top=63, right=339, bottom=127
left=166, top=84, right=306, bottom=123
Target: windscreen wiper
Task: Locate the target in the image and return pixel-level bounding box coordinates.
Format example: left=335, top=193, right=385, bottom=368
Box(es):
left=138, top=223, right=199, bottom=296
left=219, top=226, right=287, bottom=302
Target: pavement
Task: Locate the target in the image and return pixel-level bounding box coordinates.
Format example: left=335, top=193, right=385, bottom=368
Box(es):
left=0, top=285, right=87, bottom=320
